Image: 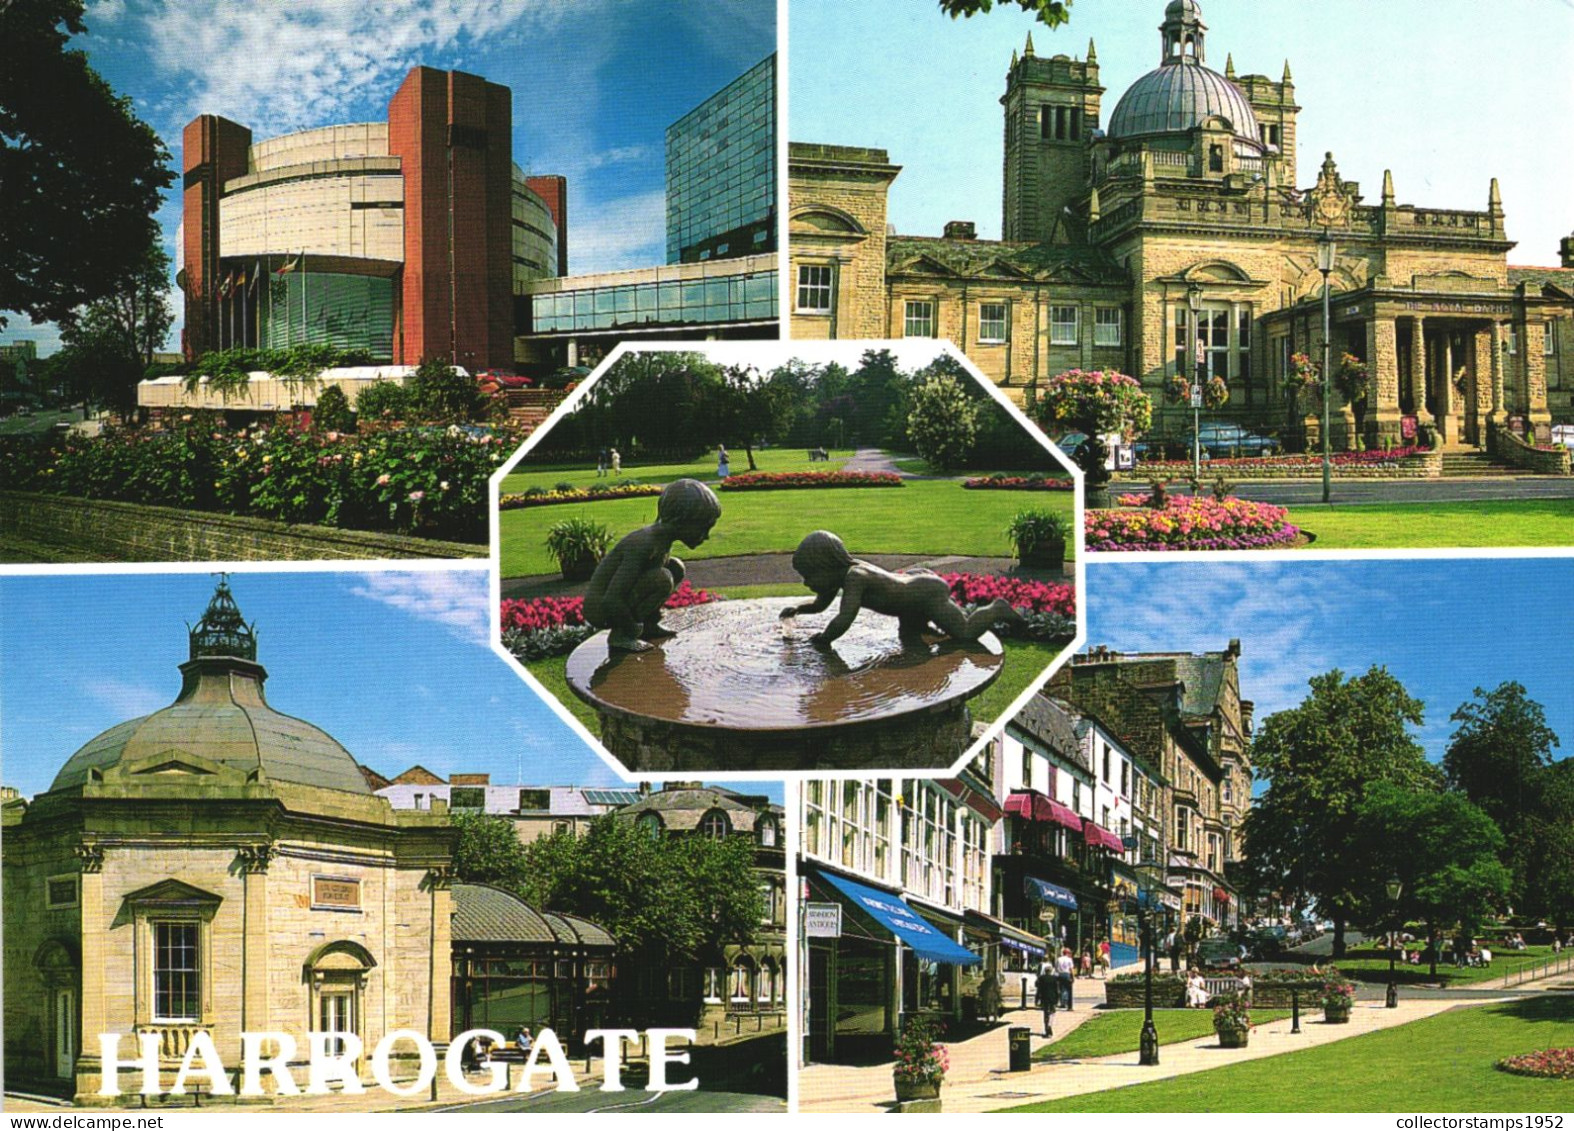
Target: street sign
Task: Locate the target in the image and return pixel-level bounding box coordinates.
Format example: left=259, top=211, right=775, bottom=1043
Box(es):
left=805, top=902, right=843, bottom=938
left=1190, top=384, right=1203, bottom=408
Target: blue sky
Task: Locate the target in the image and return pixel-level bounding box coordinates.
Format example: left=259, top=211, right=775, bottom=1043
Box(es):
left=0, top=0, right=775, bottom=355
left=1086, top=557, right=1574, bottom=774
left=790, top=0, right=1574, bottom=256
left=0, top=569, right=780, bottom=804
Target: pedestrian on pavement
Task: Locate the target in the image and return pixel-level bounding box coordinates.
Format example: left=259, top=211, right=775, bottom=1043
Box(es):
left=1167, top=930, right=1181, bottom=975
left=597, top=447, right=608, bottom=477
left=1035, top=963, right=1058, bottom=1037
left=1098, top=939, right=1112, bottom=978
left=1080, top=949, right=1094, bottom=978
left=717, top=444, right=730, bottom=479
left=1056, top=947, right=1075, bottom=1009
left=610, top=448, right=622, bottom=476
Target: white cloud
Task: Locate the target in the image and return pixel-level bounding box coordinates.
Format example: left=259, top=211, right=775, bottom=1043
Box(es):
left=138, top=1, right=571, bottom=138
left=347, top=571, right=491, bottom=647
left=568, top=188, right=667, bottom=274
left=82, top=678, right=169, bottom=720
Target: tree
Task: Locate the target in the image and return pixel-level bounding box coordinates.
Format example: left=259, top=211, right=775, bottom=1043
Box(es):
left=1518, top=761, right=1574, bottom=926
left=711, top=364, right=796, bottom=471
left=1349, top=782, right=1511, bottom=979
left=520, top=816, right=764, bottom=967
left=1240, top=667, right=1441, bottom=958
left=54, top=243, right=173, bottom=411
left=451, top=810, right=532, bottom=888
left=1444, top=682, right=1558, bottom=839
left=938, top=0, right=1073, bottom=28
left=1, top=0, right=174, bottom=326
left=406, top=356, right=484, bottom=423
left=906, top=372, right=979, bottom=471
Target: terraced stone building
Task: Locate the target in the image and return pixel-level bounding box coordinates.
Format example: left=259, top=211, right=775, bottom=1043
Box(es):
left=789, top=0, right=1574, bottom=452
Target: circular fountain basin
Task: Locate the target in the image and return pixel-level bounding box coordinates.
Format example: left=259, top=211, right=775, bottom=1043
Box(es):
left=565, top=597, right=1003, bottom=772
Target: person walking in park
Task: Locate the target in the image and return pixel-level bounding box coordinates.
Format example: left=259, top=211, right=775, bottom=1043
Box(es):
left=610, top=448, right=622, bottom=476
left=1035, top=963, right=1058, bottom=1038
left=717, top=444, right=730, bottom=479
left=1056, top=947, right=1075, bottom=1009
left=597, top=447, right=608, bottom=477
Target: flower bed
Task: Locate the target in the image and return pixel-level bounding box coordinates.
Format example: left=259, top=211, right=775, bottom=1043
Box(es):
left=1135, top=446, right=1431, bottom=472
left=1496, top=1048, right=1574, bottom=1080
left=961, top=475, right=1075, bottom=492
left=716, top=471, right=903, bottom=491
left=941, top=572, right=1076, bottom=640
left=499, top=483, right=662, bottom=510
left=501, top=581, right=719, bottom=660
left=0, top=414, right=514, bottom=542
left=1088, top=497, right=1300, bottom=552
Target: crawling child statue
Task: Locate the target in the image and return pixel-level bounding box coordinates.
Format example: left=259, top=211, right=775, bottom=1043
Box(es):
left=582, top=478, right=722, bottom=652
left=780, top=530, right=1023, bottom=647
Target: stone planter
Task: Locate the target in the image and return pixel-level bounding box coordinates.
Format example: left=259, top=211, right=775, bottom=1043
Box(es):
left=1323, top=1002, right=1352, bottom=1024
left=1017, top=539, right=1066, bottom=570
left=1217, top=1027, right=1249, bottom=1049
left=558, top=552, right=599, bottom=583
left=894, top=1074, right=942, bottom=1103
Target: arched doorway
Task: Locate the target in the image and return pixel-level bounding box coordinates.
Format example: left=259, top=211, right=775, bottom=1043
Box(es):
left=35, top=938, right=80, bottom=1081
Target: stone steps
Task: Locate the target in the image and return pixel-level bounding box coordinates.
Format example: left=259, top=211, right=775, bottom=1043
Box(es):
left=1437, top=453, right=1535, bottom=477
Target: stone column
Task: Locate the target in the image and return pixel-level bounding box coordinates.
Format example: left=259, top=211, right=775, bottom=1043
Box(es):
left=76, top=845, right=106, bottom=1101
left=1439, top=334, right=1457, bottom=441
left=1526, top=319, right=1552, bottom=441
left=1489, top=321, right=1507, bottom=427
left=1365, top=317, right=1401, bottom=447
left=427, top=868, right=453, bottom=1045
left=1410, top=318, right=1433, bottom=425
left=1471, top=325, right=1495, bottom=448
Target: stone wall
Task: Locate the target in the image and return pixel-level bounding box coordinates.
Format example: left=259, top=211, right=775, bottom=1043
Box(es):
left=1491, top=424, right=1572, bottom=475
left=0, top=492, right=484, bottom=561
left=1120, top=451, right=1441, bottom=481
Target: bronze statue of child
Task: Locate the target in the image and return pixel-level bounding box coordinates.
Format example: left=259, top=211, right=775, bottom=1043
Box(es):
left=781, top=530, right=1023, bottom=647
left=583, top=478, right=721, bottom=652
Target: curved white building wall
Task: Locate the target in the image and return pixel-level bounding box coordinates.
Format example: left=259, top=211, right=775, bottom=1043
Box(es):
left=249, top=123, right=388, bottom=170
left=221, top=168, right=405, bottom=261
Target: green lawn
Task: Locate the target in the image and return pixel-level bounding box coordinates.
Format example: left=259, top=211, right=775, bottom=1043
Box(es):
left=519, top=633, right=1067, bottom=738
left=500, top=448, right=852, bottom=493
left=1293, top=500, right=1574, bottom=548
left=1322, top=944, right=1558, bottom=988
left=1003, top=996, right=1574, bottom=1112
left=1034, top=1009, right=1291, bottom=1062
left=500, top=479, right=1075, bottom=578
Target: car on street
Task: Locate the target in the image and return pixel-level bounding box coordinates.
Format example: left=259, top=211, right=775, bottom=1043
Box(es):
left=1195, top=937, right=1243, bottom=972
left=1248, top=926, right=1289, bottom=959
left=1181, top=422, right=1281, bottom=458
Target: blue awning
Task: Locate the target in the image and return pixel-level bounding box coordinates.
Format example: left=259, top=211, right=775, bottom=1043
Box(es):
left=1025, top=876, right=1079, bottom=910
left=819, top=872, right=982, bottom=967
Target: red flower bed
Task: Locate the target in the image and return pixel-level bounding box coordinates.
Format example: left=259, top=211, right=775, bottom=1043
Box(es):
left=1088, top=497, right=1300, bottom=552
left=962, top=476, right=1075, bottom=492
left=940, top=573, right=1076, bottom=618
left=1496, top=1048, right=1574, bottom=1080
left=500, top=580, right=719, bottom=633
left=717, top=471, right=903, bottom=491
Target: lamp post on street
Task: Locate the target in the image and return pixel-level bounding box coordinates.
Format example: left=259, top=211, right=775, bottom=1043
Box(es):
left=1317, top=232, right=1337, bottom=503
left=1187, top=285, right=1204, bottom=480
left=1386, top=876, right=1404, bottom=1009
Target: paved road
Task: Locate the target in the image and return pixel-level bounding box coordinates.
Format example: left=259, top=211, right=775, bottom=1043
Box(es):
left=432, top=1087, right=785, bottom=1113
left=1166, top=478, right=1574, bottom=505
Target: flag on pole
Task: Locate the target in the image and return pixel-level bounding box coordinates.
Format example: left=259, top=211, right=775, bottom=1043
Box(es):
left=275, top=255, right=300, bottom=275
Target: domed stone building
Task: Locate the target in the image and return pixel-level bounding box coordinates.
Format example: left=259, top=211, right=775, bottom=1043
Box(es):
left=790, top=0, right=1574, bottom=454
left=2, top=580, right=455, bottom=1102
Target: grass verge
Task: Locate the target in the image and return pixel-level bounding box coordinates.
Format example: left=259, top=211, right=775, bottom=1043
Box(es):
left=501, top=449, right=852, bottom=493
left=1033, top=1009, right=1291, bottom=1062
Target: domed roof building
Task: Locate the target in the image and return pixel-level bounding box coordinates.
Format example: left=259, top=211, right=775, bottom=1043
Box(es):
left=2, top=580, right=456, bottom=1103
left=791, top=0, right=1573, bottom=455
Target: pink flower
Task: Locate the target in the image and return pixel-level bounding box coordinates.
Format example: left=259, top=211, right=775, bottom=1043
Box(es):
left=376, top=474, right=391, bottom=486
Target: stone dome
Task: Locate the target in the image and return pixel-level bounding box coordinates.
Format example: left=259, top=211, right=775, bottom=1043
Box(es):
left=1165, top=0, right=1202, bottom=18
left=1107, top=62, right=1260, bottom=144
left=49, top=581, right=372, bottom=796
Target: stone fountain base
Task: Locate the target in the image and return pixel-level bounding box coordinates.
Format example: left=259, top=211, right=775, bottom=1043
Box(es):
left=565, top=597, right=1003, bottom=773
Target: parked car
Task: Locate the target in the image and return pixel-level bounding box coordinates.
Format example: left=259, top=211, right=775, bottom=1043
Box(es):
left=1195, top=937, right=1243, bottom=972
left=1182, top=422, right=1280, bottom=459
left=1248, top=926, right=1289, bottom=959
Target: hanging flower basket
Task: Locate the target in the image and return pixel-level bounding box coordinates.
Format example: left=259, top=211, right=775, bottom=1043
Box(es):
left=1334, top=353, right=1370, bottom=407
left=1285, top=353, right=1321, bottom=405
left=1163, top=372, right=1190, bottom=406
left=1203, top=375, right=1230, bottom=410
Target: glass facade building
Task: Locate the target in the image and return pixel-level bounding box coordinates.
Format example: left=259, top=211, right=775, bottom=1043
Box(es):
left=527, top=260, right=777, bottom=335
left=258, top=271, right=395, bottom=356
left=665, top=54, right=777, bottom=264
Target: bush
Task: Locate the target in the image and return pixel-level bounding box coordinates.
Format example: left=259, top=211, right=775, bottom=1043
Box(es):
left=355, top=380, right=409, bottom=422
left=905, top=373, right=979, bottom=472
left=407, top=357, right=484, bottom=423
left=312, top=385, right=353, bottom=434
left=1006, top=509, right=1071, bottom=557
left=544, top=517, right=613, bottom=572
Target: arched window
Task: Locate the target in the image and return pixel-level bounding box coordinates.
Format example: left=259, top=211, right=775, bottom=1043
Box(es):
left=699, top=809, right=730, bottom=839
left=757, top=816, right=778, bottom=847
left=731, top=956, right=756, bottom=1002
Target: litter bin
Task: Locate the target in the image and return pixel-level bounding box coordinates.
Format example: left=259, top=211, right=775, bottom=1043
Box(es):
left=1008, top=1025, right=1032, bottom=1072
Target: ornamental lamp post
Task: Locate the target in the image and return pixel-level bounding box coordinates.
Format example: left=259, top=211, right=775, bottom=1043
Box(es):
left=1129, top=892, right=1160, bottom=1066
left=1386, top=876, right=1404, bottom=1009
left=1317, top=232, right=1337, bottom=503
left=1187, top=285, right=1204, bottom=481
